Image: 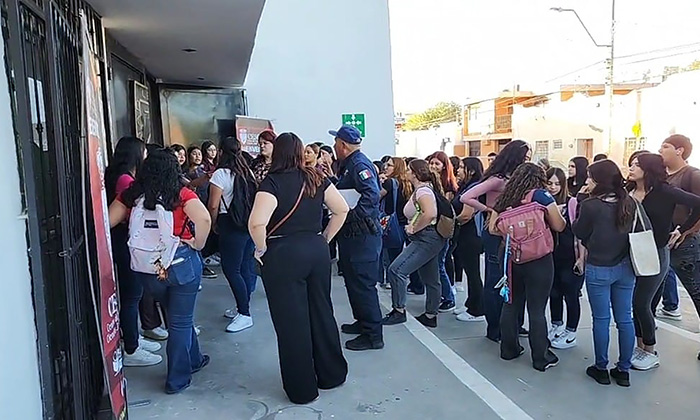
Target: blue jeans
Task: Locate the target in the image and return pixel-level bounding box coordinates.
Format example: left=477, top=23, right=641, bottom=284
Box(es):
left=136, top=246, right=205, bottom=393
left=218, top=216, right=257, bottom=316
left=439, top=241, right=455, bottom=304
left=585, top=258, right=636, bottom=372
left=482, top=229, right=503, bottom=341
left=662, top=268, right=679, bottom=311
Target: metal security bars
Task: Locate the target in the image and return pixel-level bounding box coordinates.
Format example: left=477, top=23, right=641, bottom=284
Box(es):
left=2, top=0, right=107, bottom=418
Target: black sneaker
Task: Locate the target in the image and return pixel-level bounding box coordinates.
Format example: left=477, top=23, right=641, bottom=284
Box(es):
left=407, top=287, right=425, bottom=295
left=202, top=267, right=217, bottom=279
left=341, top=321, right=362, bottom=335
left=610, top=367, right=630, bottom=387
left=192, top=355, right=210, bottom=374
left=416, top=313, right=437, bottom=328
left=518, top=327, right=529, bottom=337
left=382, top=309, right=407, bottom=326
left=438, top=301, right=456, bottom=313
left=586, top=365, right=611, bottom=385
left=345, top=334, right=384, bottom=351
left=534, top=353, right=559, bottom=372
left=501, top=346, right=525, bottom=361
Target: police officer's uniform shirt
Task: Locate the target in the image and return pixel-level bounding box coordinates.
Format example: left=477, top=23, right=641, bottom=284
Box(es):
left=336, top=150, right=380, bottom=221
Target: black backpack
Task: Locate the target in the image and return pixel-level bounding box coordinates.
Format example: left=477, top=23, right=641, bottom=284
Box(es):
left=226, top=171, right=257, bottom=230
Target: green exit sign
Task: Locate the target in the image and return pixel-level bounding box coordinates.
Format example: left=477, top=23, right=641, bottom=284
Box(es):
left=342, top=113, right=366, bottom=137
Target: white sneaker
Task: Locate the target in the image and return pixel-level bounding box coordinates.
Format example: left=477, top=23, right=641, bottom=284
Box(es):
left=224, top=308, right=238, bottom=319
left=194, top=325, right=201, bottom=336
left=204, top=256, right=220, bottom=267
left=551, top=330, right=577, bottom=349
left=656, top=308, right=682, bottom=320
left=138, top=337, right=161, bottom=352
left=631, top=347, right=644, bottom=362
left=123, top=348, right=162, bottom=367
left=548, top=324, right=566, bottom=341
left=456, top=312, right=485, bottom=322
left=632, top=350, right=660, bottom=371
left=143, top=327, right=169, bottom=341
left=453, top=306, right=468, bottom=315
left=226, top=314, right=253, bottom=333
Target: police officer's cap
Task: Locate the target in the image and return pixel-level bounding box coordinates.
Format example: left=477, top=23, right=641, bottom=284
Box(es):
left=328, top=125, right=363, bottom=145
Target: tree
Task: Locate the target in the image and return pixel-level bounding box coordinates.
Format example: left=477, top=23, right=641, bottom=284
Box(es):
left=403, top=101, right=461, bottom=131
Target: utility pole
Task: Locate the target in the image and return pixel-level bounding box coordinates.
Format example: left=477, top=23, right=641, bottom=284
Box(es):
left=551, top=0, right=617, bottom=161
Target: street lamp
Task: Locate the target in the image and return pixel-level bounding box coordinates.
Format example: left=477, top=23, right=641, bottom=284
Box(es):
left=551, top=1, right=616, bottom=161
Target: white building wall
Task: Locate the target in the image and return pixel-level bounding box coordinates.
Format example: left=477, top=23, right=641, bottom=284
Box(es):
left=512, top=93, right=638, bottom=166
left=396, top=122, right=461, bottom=158
left=245, top=0, right=396, bottom=160
left=0, top=36, right=43, bottom=420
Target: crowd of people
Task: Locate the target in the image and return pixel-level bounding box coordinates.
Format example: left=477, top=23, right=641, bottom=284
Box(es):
left=104, top=127, right=700, bottom=401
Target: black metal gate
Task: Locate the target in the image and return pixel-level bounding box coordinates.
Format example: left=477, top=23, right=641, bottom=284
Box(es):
left=2, top=0, right=107, bottom=418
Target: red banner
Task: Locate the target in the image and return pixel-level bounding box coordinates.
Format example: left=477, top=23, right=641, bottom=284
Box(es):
left=82, top=14, right=127, bottom=420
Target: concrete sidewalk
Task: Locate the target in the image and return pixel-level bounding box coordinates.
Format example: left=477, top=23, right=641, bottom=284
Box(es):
left=125, top=266, right=700, bottom=420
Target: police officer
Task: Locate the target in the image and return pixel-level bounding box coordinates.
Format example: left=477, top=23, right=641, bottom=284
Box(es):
left=329, top=125, right=384, bottom=351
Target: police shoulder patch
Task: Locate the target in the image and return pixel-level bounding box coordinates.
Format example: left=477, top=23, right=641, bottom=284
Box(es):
left=358, top=169, right=373, bottom=181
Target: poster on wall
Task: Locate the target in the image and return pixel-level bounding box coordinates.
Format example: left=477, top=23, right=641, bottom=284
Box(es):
left=131, top=80, right=152, bottom=143
left=235, top=115, right=274, bottom=156
left=81, top=13, right=127, bottom=420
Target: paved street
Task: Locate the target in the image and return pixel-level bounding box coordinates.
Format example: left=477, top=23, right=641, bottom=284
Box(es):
left=126, top=262, right=700, bottom=420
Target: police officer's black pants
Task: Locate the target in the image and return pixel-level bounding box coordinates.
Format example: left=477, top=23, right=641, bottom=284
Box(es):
left=261, top=233, right=348, bottom=404
left=338, top=233, right=384, bottom=342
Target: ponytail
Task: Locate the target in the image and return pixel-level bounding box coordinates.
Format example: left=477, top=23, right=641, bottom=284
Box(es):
left=428, top=171, right=444, bottom=196
left=614, top=186, right=635, bottom=230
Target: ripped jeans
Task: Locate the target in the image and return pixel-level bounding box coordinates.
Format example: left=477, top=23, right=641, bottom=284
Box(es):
left=670, top=234, right=700, bottom=321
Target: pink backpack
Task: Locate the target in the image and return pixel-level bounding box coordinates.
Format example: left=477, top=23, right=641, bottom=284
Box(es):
left=494, top=190, right=554, bottom=264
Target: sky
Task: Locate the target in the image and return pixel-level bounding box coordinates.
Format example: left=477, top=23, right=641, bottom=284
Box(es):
left=388, top=0, right=700, bottom=112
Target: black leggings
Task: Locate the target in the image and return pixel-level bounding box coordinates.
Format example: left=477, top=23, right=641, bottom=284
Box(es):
left=633, top=247, right=670, bottom=346
left=501, top=254, right=555, bottom=370
left=262, top=233, right=348, bottom=404
left=549, top=262, right=584, bottom=332
left=455, top=229, right=484, bottom=316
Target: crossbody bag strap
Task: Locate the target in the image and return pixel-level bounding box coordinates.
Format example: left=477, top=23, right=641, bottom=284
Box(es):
left=267, top=185, right=305, bottom=238
left=391, top=179, right=398, bottom=214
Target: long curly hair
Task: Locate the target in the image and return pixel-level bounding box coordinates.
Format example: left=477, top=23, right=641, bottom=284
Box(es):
left=388, top=157, right=413, bottom=200
left=409, top=159, right=443, bottom=195
left=122, top=149, right=182, bottom=211
left=588, top=159, right=635, bottom=231
left=494, top=163, right=547, bottom=213
left=427, top=151, right=459, bottom=194
left=270, top=133, right=324, bottom=197
left=105, top=136, right=146, bottom=204
left=482, top=139, right=530, bottom=181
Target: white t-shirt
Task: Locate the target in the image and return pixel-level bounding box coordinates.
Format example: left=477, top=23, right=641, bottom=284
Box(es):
left=209, top=168, right=235, bottom=214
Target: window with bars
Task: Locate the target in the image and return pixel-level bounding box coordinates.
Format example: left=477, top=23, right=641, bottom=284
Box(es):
left=553, top=139, right=563, bottom=149
left=533, top=140, right=549, bottom=161
left=624, top=137, right=647, bottom=166
left=468, top=140, right=481, bottom=157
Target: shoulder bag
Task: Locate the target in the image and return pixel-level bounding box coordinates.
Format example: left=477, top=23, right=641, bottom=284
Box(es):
left=629, top=199, right=660, bottom=277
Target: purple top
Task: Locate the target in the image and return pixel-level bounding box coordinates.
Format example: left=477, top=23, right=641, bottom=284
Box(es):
left=459, top=176, right=506, bottom=211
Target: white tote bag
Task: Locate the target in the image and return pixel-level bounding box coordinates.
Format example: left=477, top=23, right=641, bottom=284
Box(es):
left=628, top=200, right=660, bottom=277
